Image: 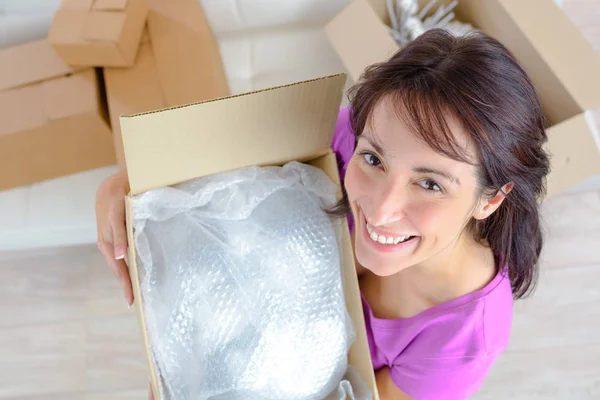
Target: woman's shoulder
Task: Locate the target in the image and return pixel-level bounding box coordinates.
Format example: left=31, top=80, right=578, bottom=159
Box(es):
left=366, top=269, right=513, bottom=358
left=480, top=269, right=513, bottom=353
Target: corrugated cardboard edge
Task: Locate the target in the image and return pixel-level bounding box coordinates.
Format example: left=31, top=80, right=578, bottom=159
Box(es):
left=309, top=153, right=380, bottom=400
left=125, top=196, right=161, bottom=398
left=545, top=111, right=600, bottom=197
left=123, top=73, right=345, bottom=119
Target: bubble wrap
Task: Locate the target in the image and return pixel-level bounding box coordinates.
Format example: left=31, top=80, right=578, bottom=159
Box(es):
left=132, top=161, right=371, bottom=400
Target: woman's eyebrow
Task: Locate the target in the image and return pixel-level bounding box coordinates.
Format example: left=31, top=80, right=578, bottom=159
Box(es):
left=413, top=167, right=461, bottom=185
left=359, top=132, right=386, bottom=157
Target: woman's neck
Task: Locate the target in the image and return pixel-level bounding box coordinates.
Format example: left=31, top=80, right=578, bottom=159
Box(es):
left=388, top=230, right=495, bottom=305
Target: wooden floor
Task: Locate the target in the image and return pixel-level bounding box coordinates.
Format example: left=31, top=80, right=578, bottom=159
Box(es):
left=1, top=1, right=599, bottom=399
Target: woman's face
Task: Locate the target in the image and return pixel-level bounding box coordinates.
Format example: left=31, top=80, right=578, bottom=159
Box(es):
left=345, top=98, right=484, bottom=277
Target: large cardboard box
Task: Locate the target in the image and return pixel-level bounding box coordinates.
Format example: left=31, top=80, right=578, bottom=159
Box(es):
left=120, top=74, right=379, bottom=400
left=0, top=41, right=115, bottom=191
left=48, top=0, right=148, bottom=67
left=326, top=0, right=600, bottom=197
left=104, top=0, right=230, bottom=173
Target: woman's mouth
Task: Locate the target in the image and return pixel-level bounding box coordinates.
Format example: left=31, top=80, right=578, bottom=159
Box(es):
left=361, top=216, right=419, bottom=253
left=366, top=223, right=415, bottom=245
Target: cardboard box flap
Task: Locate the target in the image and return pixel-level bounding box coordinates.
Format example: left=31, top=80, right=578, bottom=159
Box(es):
left=121, top=73, right=347, bottom=195
left=545, top=111, right=600, bottom=197
left=0, top=40, right=77, bottom=92
left=325, top=0, right=398, bottom=82
left=498, top=0, right=600, bottom=113
left=93, top=0, right=128, bottom=11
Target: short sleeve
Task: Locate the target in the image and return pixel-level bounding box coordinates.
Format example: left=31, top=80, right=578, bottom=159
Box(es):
left=331, top=106, right=355, bottom=181
left=390, top=354, right=497, bottom=400
left=330, top=106, right=356, bottom=232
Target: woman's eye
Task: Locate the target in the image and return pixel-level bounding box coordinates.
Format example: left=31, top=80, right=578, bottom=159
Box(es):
left=418, top=179, right=442, bottom=192
left=362, top=153, right=382, bottom=167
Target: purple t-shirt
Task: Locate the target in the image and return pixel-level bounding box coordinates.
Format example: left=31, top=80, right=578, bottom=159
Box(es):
left=332, top=107, right=513, bottom=400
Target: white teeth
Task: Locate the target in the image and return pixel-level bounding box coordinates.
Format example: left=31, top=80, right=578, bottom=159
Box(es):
left=366, top=222, right=411, bottom=245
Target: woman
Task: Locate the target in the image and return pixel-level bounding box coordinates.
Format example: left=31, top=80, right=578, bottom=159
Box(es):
left=96, top=29, right=550, bottom=399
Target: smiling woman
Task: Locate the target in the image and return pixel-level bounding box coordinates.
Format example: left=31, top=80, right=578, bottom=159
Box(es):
left=329, top=28, right=550, bottom=399
left=94, top=26, right=551, bottom=400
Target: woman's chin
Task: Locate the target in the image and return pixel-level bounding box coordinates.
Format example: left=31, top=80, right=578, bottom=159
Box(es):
left=356, top=250, right=410, bottom=277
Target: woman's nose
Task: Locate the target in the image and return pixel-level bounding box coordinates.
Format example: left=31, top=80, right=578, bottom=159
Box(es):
left=366, top=181, right=408, bottom=227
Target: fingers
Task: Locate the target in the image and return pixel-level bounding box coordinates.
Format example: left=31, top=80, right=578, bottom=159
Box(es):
left=109, top=198, right=128, bottom=260
left=149, top=379, right=155, bottom=400
left=118, top=258, right=134, bottom=307
left=98, top=240, right=134, bottom=307
left=106, top=196, right=134, bottom=306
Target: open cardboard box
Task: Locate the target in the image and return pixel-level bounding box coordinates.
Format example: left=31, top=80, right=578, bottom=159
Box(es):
left=104, top=0, right=230, bottom=174
left=326, top=0, right=600, bottom=197
left=48, top=0, right=148, bottom=67
left=121, top=74, right=379, bottom=399
left=0, top=40, right=115, bottom=190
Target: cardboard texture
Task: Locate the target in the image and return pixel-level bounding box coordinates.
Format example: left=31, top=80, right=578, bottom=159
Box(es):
left=104, top=0, right=230, bottom=173
left=326, top=0, right=600, bottom=196
left=120, top=74, right=379, bottom=400
left=0, top=69, right=115, bottom=190
left=48, top=0, right=148, bottom=67
left=0, top=39, right=84, bottom=92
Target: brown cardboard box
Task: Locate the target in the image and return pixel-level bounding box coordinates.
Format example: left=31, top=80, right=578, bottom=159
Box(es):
left=104, top=0, right=230, bottom=173
left=0, top=39, right=84, bottom=92
left=0, top=68, right=115, bottom=190
left=326, top=0, right=600, bottom=197
left=120, top=74, right=379, bottom=400
left=48, top=0, right=148, bottom=67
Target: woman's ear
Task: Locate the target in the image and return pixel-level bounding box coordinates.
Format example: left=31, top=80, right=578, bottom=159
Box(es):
left=473, top=183, right=514, bottom=220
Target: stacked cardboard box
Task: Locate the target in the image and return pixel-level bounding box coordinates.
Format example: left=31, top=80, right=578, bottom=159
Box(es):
left=326, top=0, right=600, bottom=197
left=0, top=0, right=228, bottom=190
left=48, top=0, right=148, bottom=67
left=104, top=0, right=230, bottom=173
left=0, top=40, right=115, bottom=190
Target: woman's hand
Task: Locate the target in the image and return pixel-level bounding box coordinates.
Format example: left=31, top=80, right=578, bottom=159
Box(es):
left=149, top=381, right=155, bottom=399
left=95, top=172, right=134, bottom=307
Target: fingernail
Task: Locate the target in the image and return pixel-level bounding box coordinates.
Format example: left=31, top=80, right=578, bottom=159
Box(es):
left=114, top=245, right=126, bottom=260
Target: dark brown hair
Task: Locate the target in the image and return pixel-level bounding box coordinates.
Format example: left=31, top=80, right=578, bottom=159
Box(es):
left=334, top=29, right=550, bottom=299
